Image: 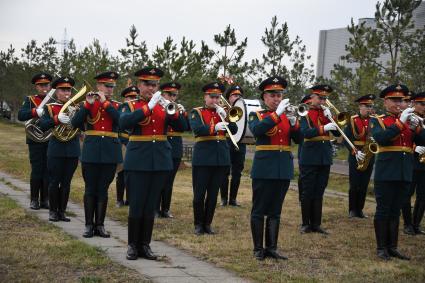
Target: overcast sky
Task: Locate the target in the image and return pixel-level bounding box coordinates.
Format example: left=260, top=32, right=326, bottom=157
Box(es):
left=0, top=0, right=377, bottom=71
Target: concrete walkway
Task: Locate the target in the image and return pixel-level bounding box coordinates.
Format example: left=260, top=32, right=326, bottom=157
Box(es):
left=0, top=171, right=248, bottom=283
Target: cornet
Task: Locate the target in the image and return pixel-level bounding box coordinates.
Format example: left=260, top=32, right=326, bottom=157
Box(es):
left=159, top=96, right=179, bottom=115
left=286, top=103, right=309, bottom=117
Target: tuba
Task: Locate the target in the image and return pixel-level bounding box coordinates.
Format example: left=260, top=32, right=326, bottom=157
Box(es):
left=52, top=81, right=92, bottom=142
left=25, top=88, right=56, bottom=142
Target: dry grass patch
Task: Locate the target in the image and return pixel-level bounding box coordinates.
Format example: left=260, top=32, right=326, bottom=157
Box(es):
left=0, top=193, right=148, bottom=282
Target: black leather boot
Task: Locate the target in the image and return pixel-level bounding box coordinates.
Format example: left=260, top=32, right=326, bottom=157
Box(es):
left=311, top=198, right=328, bottom=234
left=413, top=200, right=425, bottom=235
left=348, top=187, right=357, bottom=218
left=356, top=189, right=368, bottom=218
left=30, top=179, right=40, bottom=210
left=251, top=218, right=265, bottom=260
left=204, top=200, right=217, bottom=235
left=265, top=218, right=288, bottom=260
left=58, top=186, right=70, bottom=222
left=116, top=171, right=125, bottom=208
left=300, top=199, right=312, bottom=233
left=388, top=219, right=410, bottom=260
left=82, top=195, right=95, bottom=238
left=138, top=216, right=157, bottom=260
left=48, top=183, right=59, bottom=222
left=402, top=203, right=415, bottom=235
left=374, top=219, right=390, bottom=260
left=95, top=199, right=110, bottom=238
left=40, top=178, right=49, bottom=209
left=193, top=201, right=204, bottom=235
left=220, top=176, right=229, bottom=206
left=126, top=217, right=141, bottom=260
left=229, top=177, right=241, bottom=207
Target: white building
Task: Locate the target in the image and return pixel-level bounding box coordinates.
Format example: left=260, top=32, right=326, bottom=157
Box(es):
left=316, top=1, right=425, bottom=79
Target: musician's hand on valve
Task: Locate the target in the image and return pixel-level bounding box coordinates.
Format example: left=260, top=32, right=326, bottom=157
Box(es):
left=215, top=121, right=228, bottom=132
left=288, top=116, right=297, bottom=126
left=323, top=107, right=333, bottom=120
left=275, top=98, right=290, bottom=116
left=148, top=91, right=162, bottom=110
left=400, top=107, right=414, bottom=123
left=355, top=150, right=366, bottom=162
left=177, top=104, right=185, bottom=112
left=415, top=146, right=425, bottom=155
left=58, top=113, right=70, bottom=124
left=409, top=115, right=420, bottom=129
left=36, top=108, right=44, bottom=118
left=324, top=122, right=337, bottom=132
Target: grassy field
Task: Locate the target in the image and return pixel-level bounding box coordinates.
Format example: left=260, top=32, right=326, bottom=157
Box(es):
left=0, top=194, right=147, bottom=282
left=0, top=119, right=424, bottom=283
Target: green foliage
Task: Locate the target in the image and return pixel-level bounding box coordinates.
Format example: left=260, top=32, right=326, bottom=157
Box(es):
left=329, top=0, right=423, bottom=111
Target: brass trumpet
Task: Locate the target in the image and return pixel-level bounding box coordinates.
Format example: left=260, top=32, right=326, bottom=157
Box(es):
left=325, top=99, right=350, bottom=127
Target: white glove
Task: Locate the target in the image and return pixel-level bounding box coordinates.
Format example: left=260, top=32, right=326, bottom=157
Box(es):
left=86, top=93, right=96, bottom=104
left=275, top=98, right=290, bottom=116
left=323, top=122, right=337, bottom=132
left=415, top=146, right=425, bottom=155
left=215, top=121, right=228, bottom=132
left=177, top=104, right=185, bottom=112
left=58, top=113, right=70, bottom=124
left=355, top=150, right=366, bottom=162
left=98, top=92, right=106, bottom=103
left=216, top=105, right=227, bottom=120
left=148, top=91, right=162, bottom=110
left=36, top=108, right=44, bottom=118
left=288, top=116, right=297, bottom=126
left=400, top=107, right=414, bottom=123
left=323, top=107, right=333, bottom=120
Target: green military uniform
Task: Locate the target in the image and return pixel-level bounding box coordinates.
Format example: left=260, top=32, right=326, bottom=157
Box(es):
left=121, top=68, right=186, bottom=261
left=157, top=82, right=189, bottom=218
left=248, top=76, right=301, bottom=260
left=299, top=85, right=340, bottom=234
left=370, top=84, right=425, bottom=260
left=115, top=86, right=139, bottom=208
left=401, top=92, right=425, bottom=235
left=71, top=71, right=122, bottom=239
left=189, top=82, right=237, bottom=236
left=40, top=77, right=80, bottom=222
left=343, top=94, right=376, bottom=218
left=219, top=85, right=246, bottom=207
left=17, top=73, right=52, bottom=210
left=297, top=95, right=312, bottom=202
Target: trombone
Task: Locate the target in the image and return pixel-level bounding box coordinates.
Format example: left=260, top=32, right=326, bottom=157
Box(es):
left=325, top=99, right=350, bottom=127
left=218, top=94, right=243, bottom=123
left=321, top=105, right=358, bottom=154
left=214, top=103, right=240, bottom=151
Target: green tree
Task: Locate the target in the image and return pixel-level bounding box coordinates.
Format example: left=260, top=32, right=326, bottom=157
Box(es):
left=118, top=25, right=150, bottom=81
left=249, top=16, right=315, bottom=102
